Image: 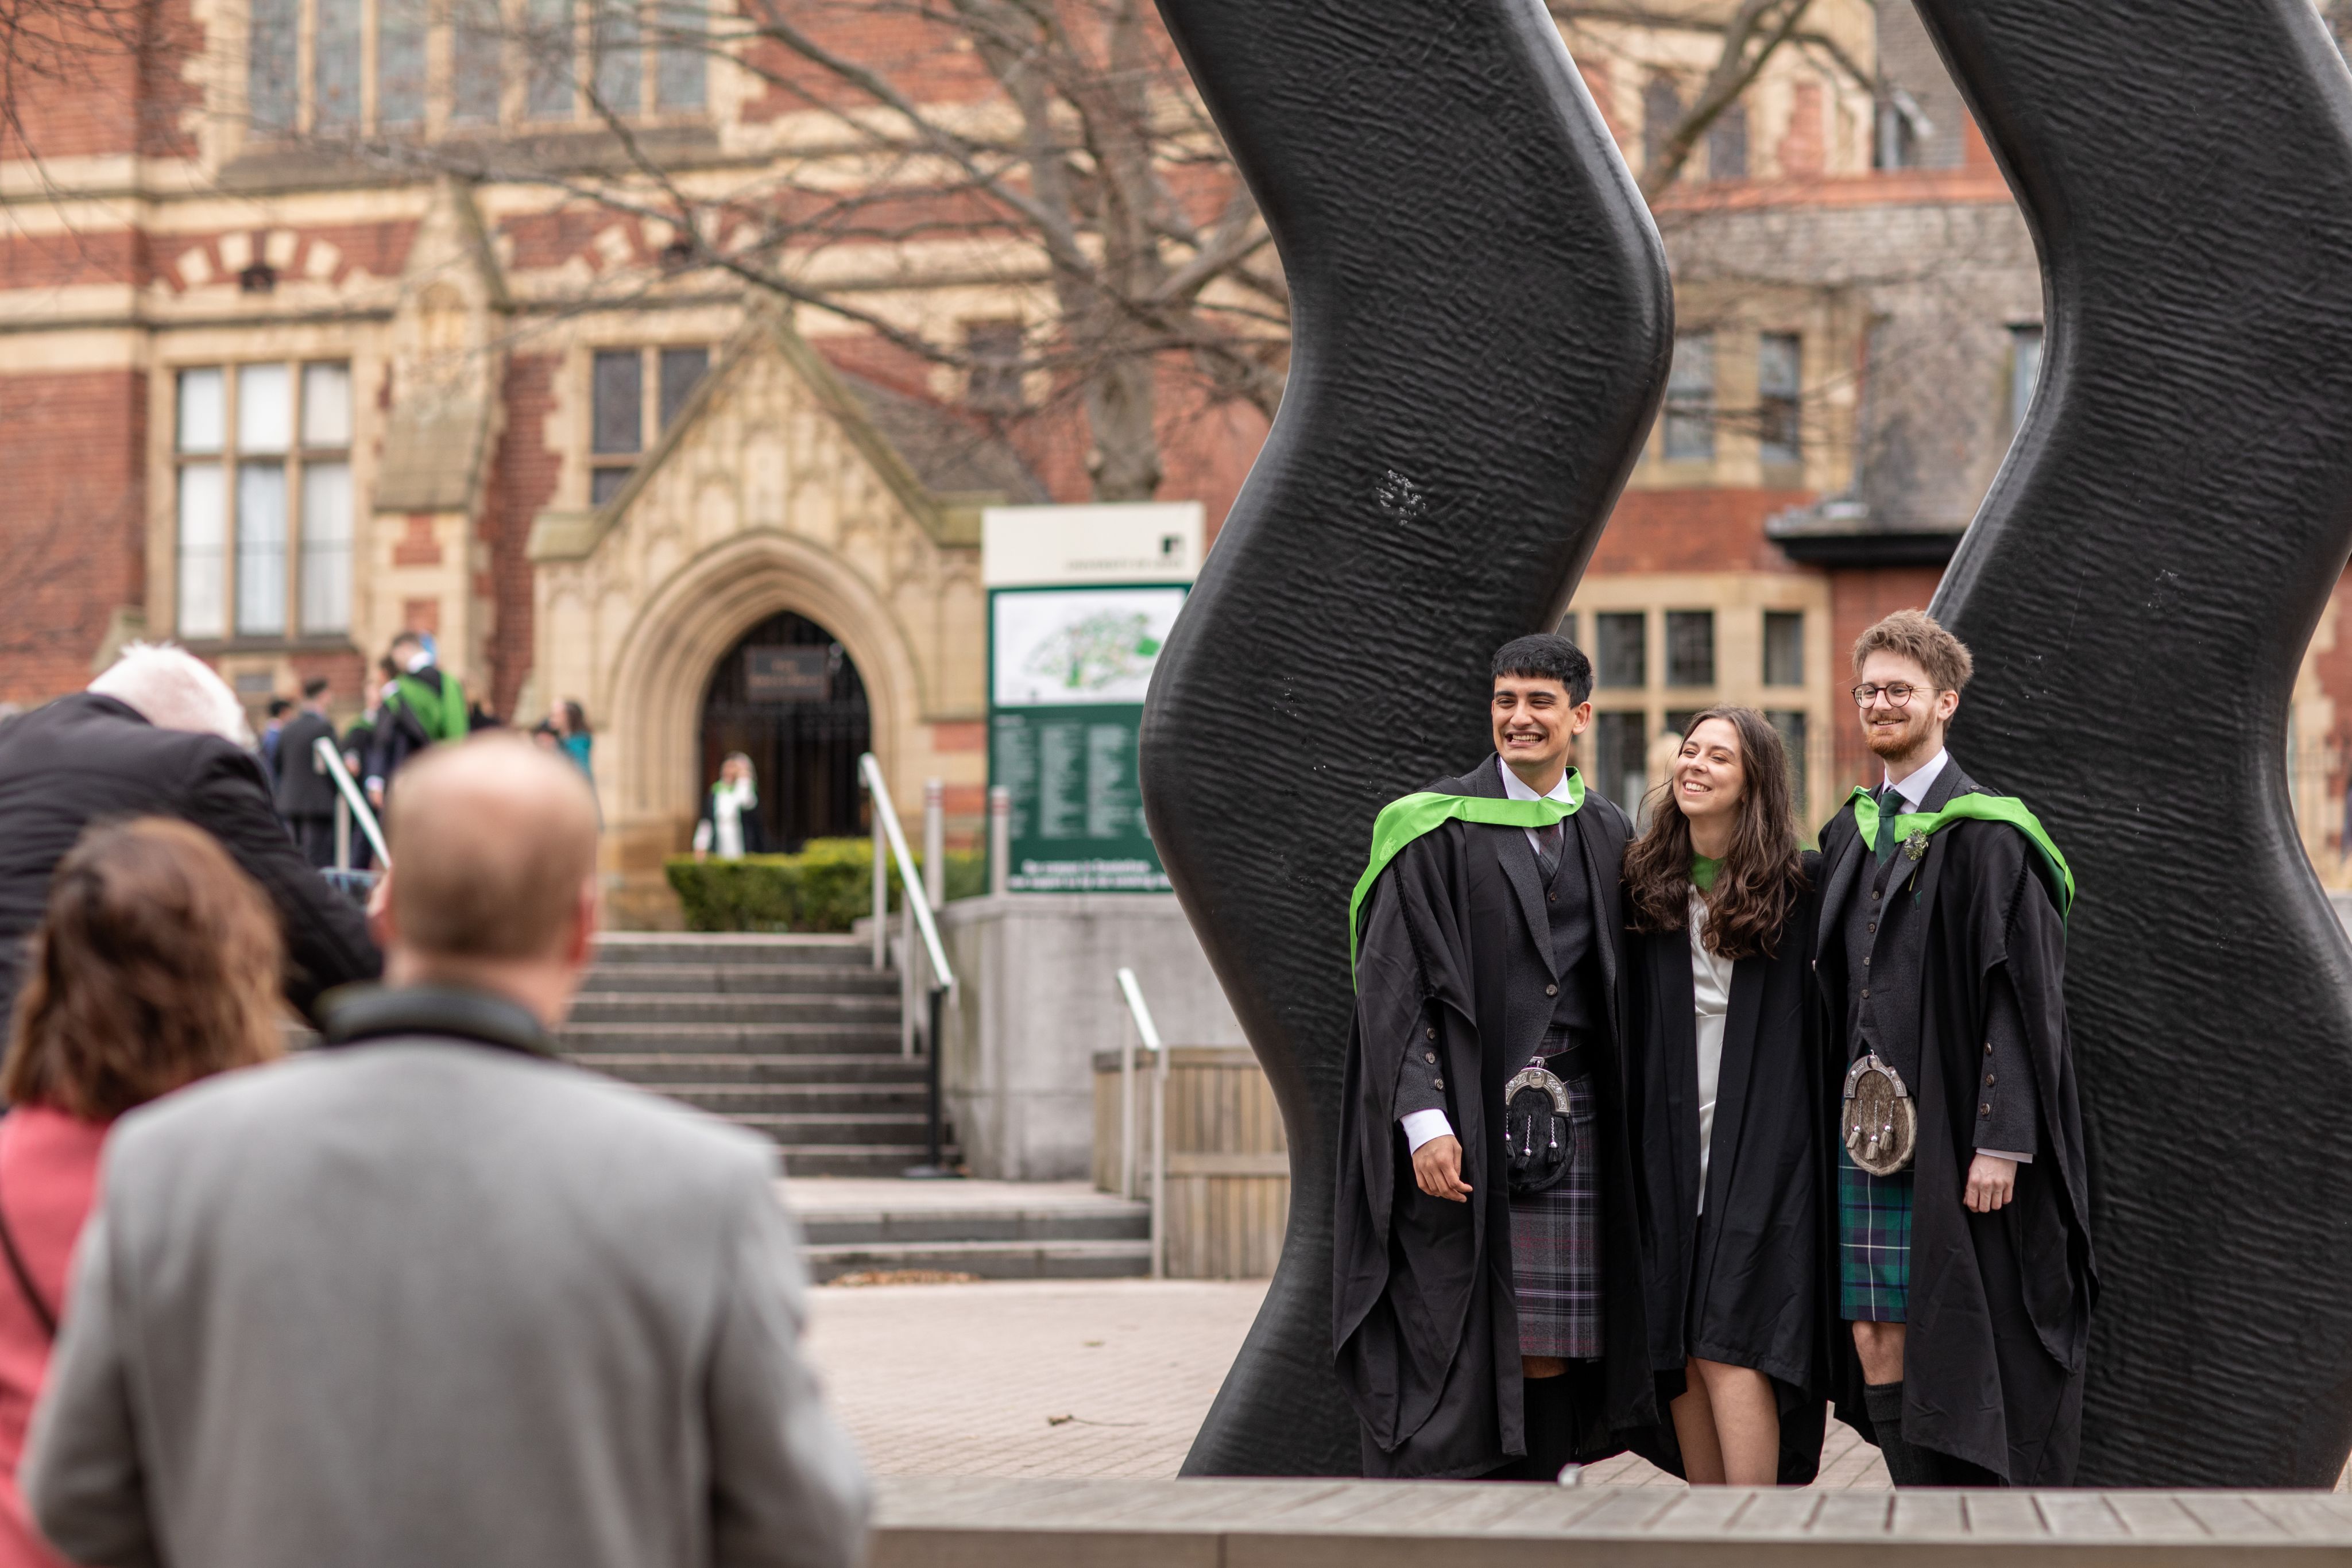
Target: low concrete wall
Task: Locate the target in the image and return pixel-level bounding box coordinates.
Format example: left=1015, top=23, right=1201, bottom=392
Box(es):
left=937, top=894, right=1245, bottom=1180
left=868, top=1476, right=2352, bottom=1567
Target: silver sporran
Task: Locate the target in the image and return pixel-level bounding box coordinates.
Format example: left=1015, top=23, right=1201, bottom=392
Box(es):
left=1842, top=1051, right=1917, bottom=1176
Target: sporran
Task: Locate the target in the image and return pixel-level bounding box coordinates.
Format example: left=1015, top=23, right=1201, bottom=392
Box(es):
left=1842, top=1051, right=1916, bottom=1176
left=1504, top=1063, right=1580, bottom=1196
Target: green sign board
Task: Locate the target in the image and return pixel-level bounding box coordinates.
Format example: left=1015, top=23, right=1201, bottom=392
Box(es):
left=988, top=583, right=1187, bottom=892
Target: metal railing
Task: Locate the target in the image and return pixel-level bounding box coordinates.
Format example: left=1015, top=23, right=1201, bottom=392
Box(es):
left=1115, top=966, right=1167, bottom=1279
left=314, top=735, right=390, bottom=869
left=860, top=752, right=958, bottom=1179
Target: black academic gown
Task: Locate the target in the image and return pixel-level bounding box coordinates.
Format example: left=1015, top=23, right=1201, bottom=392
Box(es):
left=1334, top=761, right=1655, bottom=1480
left=1625, top=853, right=1829, bottom=1483
left=1816, top=762, right=2096, bottom=1484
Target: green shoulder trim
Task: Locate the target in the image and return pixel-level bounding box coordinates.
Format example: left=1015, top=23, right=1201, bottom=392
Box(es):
left=1850, top=786, right=2075, bottom=919
left=440, top=674, right=470, bottom=741
left=1348, top=771, right=1585, bottom=977
left=393, top=671, right=469, bottom=744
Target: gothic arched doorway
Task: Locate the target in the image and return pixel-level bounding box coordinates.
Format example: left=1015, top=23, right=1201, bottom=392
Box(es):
left=698, top=611, right=872, bottom=850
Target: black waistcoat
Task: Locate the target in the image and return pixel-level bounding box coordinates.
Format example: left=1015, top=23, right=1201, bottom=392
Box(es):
left=1539, top=835, right=1599, bottom=1034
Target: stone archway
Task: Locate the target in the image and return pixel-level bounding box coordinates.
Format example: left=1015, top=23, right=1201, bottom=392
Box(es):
left=601, top=529, right=927, bottom=876
left=699, top=609, right=872, bottom=850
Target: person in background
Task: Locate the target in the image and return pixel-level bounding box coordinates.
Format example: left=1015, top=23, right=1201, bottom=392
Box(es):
left=529, top=722, right=562, bottom=754
left=336, top=664, right=392, bottom=876
left=260, top=699, right=293, bottom=784
left=555, top=702, right=594, bottom=780
left=363, top=632, right=469, bottom=811
left=0, top=645, right=378, bottom=1028
left=0, top=818, right=286, bottom=1568
left=693, top=754, right=767, bottom=861
left=274, top=679, right=341, bottom=870
left=22, top=738, right=870, bottom=1568
left=1622, top=709, right=1827, bottom=1486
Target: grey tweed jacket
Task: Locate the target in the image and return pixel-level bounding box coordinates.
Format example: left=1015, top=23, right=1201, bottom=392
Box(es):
left=21, top=1024, right=870, bottom=1568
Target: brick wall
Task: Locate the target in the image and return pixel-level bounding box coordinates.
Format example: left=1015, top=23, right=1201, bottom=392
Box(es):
left=0, top=370, right=147, bottom=707
left=1825, top=564, right=1944, bottom=792
left=1593, top=488, right=1817, bottom=574
left=479, top=353, right=560, bottom=721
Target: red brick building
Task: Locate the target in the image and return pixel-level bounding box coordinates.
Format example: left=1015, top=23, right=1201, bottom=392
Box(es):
left=3, top=0, right=2343, bottom=903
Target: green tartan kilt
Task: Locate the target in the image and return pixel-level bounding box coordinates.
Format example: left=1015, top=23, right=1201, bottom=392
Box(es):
left=1838, top=1140, right=1914, bottom=1323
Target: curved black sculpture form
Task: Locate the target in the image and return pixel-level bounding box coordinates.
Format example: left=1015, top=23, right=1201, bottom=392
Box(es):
left=1141, top=0, right=1671, bottom=1474
left=1917, top=0, right=2352, bottom=1486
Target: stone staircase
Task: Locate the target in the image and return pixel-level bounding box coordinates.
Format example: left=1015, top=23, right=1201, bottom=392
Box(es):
left=566, top=933, right=1148, bottom=1279
left=789, top=1180, right=1151, bottom=1283
left=564, top=932, right=950, bottom=1177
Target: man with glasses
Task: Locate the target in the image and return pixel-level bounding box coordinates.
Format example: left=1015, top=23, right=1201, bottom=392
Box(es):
left=1814, top=610, right=2094, bottom=1486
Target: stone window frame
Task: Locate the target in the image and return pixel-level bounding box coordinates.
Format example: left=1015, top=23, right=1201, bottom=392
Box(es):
left=586, top=342, right=711, bottom=506
left=171, top=359, right=356, bottom=645
left=243, top=0, right=710, bottom=142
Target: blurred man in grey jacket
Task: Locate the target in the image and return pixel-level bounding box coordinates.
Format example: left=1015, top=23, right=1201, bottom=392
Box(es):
left=22, top=735, right=869, bottom=1568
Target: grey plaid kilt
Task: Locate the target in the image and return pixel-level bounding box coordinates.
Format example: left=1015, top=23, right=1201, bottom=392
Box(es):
left=1507, top=1069, right=1603, bottom=1359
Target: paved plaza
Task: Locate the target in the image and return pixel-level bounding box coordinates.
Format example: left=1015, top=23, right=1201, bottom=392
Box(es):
left=802, top=1272, right=1893, bottom=1486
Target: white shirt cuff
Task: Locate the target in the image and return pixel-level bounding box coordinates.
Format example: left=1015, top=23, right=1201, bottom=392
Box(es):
left=1400, top=1109, right=1454, bottom=1153
left=1977, top=1149, right=2033, bottom=1164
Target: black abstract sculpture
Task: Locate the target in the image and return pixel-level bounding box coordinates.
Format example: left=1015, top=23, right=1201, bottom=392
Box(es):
left=1148, top=0, right=2352, bottom=1484
left=1140, top=0, right=1672, bottom=1475
left=1916, top=0, right=2352, bottom=1487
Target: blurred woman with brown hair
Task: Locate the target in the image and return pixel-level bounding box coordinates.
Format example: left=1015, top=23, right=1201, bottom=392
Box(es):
left=0, top=818, right=284, bottom=1567
left=1622, top=708, right=1828, bottom=1486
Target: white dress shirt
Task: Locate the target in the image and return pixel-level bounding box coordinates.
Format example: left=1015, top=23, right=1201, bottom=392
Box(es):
left=1885, top=746, right=1948, bottom=810
left=1688, top=889, right=1734, bottom=1212
left=1400, top=758, right=1576, bottom=1155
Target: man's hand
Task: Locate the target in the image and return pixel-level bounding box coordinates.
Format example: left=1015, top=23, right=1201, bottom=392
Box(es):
left=1411, top=1135, right=1473, bottom=1202
left=1964, top=1153, right=2017, bottom=1213
left=366, top=780, right=385, bottom=809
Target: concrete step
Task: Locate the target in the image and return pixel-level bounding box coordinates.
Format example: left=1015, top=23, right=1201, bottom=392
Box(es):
left=721, top=1110, right=931, bottom=1140
left=579, top=964, right=899, bottom=996
left=557, top=1022, right=903, bottom=1054
left=562, top=1053, right=928, bottom=1085
left=652, top=1090, right=927, bottom=1124
left=780, top=1145, right=957, bottom=1179
left=592, top=934, right=868, bottom=967
left=568, top=994, right=900, bottom=1026
left=800, top=1238, right=1151, bottom=1282
left=797, top=1206, right=1147, bottom=1247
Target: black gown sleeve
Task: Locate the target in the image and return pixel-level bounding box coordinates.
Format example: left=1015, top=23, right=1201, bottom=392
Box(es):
left=184, top=748, right=383, bottom=1022
left=1973, top=964, right=2042, bottom=1159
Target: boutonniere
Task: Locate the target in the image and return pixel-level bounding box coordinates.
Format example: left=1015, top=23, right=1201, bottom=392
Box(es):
left=1902, top=830, right=1929, bottom=862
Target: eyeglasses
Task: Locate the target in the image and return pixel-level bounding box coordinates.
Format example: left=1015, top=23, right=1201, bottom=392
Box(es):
left=1851, top=682, right=1938, bottom=708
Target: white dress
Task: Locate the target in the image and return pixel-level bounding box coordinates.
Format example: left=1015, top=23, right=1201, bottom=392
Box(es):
left=1688, top=889, right=1736, bottom=1214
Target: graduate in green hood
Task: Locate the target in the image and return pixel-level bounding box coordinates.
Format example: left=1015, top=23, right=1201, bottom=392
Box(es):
left=1334, top=634, right=1655, bottom=1481
left=1817, top=610, right=2094, bottom=1486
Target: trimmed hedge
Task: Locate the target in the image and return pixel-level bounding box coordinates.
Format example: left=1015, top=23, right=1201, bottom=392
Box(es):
left=665, top=838, right=987, bottom=933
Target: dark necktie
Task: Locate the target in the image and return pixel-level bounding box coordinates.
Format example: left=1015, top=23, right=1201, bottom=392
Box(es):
left=1534, top=819, right=1563, bottom=882
left=1873, top=784, right=1902, bottom=863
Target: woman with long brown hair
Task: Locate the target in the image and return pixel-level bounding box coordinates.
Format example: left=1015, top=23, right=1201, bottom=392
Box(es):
left=1622, top=707, right=1827, bottom=1485
left=0, top=818, right=284, bottom=1566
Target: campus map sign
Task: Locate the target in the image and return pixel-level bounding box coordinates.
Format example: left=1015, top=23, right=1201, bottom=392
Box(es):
left=983, top=503, right=1202, bottom=893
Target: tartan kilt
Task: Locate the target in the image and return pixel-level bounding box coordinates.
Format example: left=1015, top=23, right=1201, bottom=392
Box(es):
left=1508, top=1070, right=1603, bottom=1358
left=1837, top=1140, right=1914, bottom=1323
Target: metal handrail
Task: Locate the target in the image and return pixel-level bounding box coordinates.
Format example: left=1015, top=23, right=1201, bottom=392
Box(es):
left=314, top=735, right=390, bottom=868
left=1116, top=966, right=1167, bottom=1279
left=860, top=752, right=958, bottom=1179
left=858, top=753, right=954, bottom=993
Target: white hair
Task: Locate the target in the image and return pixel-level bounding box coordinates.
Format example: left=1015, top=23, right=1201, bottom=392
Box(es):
left=88, top=642, right=252, bottom=745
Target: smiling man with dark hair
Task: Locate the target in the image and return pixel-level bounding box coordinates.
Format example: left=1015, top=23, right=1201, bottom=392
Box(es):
left=1334, top=632, right=1655, bottom=1481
